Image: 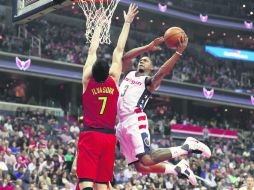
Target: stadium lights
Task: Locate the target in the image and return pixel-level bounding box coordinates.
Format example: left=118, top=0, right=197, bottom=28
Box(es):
left=243, top=4, right=246, bottom=8
left=223, top=33, right=226, bottom=36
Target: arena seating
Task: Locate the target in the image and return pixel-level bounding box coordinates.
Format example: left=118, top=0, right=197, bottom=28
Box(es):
left=0, top=106, right=252, bottom=189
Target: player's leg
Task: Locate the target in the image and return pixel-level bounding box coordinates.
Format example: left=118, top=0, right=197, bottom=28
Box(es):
left=93, top=183, right=108, bottom=190
left=134, top=160, right=197, bottom=185
left=137, top=137, right=211, bottom=166
left=118, top=117, right=178, bottom=165
left=116, top=122, right=140, bottom=164
left=79, top=180, right=93, bottom=190
left=130, top=122, right=178, bottom=166
left=128, top=116, right=210, bottom=166
left=134, top=161, right=176, bottom=174
left=95, top=133, right=116, bottom=190
left=77, top=132, right=101, bottom=189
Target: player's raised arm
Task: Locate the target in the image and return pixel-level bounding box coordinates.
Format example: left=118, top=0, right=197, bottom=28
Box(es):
left=82, top=15, right=105, bottom=93
left=147, top=34, right=188, bottom=93
left=122, top=37, right=164, bottom=73
left=109, top=4, right=138, bottom=84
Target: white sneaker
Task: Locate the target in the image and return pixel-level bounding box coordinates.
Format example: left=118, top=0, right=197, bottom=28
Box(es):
left=181, top=137, right=211, bottom=158
left=174, top=159, right=197, bottom=186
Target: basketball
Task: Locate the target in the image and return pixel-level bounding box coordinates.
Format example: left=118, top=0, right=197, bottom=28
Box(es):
left=164, top=27, right=186, bottom=48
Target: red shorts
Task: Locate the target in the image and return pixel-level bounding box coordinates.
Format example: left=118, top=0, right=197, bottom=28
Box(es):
left=76, top=131, right=116, bottom=183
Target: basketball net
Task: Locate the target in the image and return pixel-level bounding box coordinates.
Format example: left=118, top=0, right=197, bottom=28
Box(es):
left=77, top=0, right=120, bottom=44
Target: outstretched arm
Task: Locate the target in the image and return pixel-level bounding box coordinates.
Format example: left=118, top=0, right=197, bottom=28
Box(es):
left=109, top=4, right=139, bottom=84
left=122, top=37, right=164, bottom=73
left=147, top=35, right=188, bottom=93
left=82, top=16, right=104, bottom=93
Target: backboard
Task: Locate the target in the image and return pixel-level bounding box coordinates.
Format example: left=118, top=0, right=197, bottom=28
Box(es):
left=12, top=0, right=72, bottom=24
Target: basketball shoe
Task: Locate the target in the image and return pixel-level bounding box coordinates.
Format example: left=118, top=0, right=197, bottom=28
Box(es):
left=175, top=159, right=197, bottom=186
left=181, top=137, right=211, bottom=158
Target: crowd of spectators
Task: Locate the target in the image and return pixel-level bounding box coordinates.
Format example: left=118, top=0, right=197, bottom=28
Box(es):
left=0, top=105, right=252, bottom=189
left=114, top=137, right=254, bottom=190
left=0, top=108, right=80, bottom=190
left=146, top=104, right=254, bottom=134
left=0, top=2, right=253, bottom=190
left=138, top=0, right=254, bottom=20
left=1, top=17, right=253, bottom=93
left=1, top=0, right=253, bottom=20
left=0, top=75, right=64, bottom=108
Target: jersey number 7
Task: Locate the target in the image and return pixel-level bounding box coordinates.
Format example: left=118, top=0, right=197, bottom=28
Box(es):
left=98, top=96, right=108, bottom=115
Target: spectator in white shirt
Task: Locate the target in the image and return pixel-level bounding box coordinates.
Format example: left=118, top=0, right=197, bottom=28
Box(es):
left=4, top=148, right=16, bottom=166
left=70, top=122, right=80, bottom=135
left=4, top=119, right=13, bottom=133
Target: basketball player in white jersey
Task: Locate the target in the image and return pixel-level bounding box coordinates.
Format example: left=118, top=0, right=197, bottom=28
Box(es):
left=116, top=35, right=211, bottom=186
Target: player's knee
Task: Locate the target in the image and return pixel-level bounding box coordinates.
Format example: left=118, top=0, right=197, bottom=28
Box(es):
left=135, top=163, right=142, bottom=173
left=138, top=154, right=154, bottom=166
left=134, top=162, right=148, bottom=173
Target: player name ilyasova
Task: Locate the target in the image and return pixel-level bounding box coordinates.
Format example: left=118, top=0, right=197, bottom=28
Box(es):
left=91, top=87, right=114, bottom=95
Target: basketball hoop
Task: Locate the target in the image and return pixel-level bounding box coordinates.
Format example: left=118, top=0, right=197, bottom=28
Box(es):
left=74, top=0, right=120, bottom=44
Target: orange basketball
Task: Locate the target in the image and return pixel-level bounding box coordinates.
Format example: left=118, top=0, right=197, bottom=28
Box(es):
left=164, top=27, right=185, bottom=48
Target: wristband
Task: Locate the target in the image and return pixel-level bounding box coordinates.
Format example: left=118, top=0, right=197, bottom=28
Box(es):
left=176, top=51, right=182, bottom=56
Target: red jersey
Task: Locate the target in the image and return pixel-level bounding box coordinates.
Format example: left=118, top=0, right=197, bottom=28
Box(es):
left=82, top=76, right=119, bottom=130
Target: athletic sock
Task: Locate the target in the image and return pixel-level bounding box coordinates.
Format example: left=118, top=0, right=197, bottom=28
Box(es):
left=169, top=146, right=188, bottom=158
left=164, top=163, right=177, bottom=175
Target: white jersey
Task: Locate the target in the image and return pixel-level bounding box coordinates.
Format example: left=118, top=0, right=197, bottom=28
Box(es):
left=117, top=71, right=151, bottom=122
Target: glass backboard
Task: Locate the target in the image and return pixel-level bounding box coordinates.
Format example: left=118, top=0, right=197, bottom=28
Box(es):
left=12, top=0, right=71, bottom=24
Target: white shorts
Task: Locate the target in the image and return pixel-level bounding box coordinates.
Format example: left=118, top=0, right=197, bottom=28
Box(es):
left=116, top=113, right=150, bottom=164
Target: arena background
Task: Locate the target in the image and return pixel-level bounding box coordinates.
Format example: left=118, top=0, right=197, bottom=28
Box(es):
left=0, top=0, right=253, bottom=189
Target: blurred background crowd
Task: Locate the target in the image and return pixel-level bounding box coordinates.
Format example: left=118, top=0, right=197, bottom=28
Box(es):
left=0, top=107, right=252, bottom=190
left=0, top=0, right=253, bottom=189
left=0, top=3, right=253, bottom=93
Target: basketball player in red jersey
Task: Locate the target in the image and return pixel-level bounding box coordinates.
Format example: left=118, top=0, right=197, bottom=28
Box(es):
left=77, top=4, right=138, bottom=190
left=116, top=36, right=211, bottom=185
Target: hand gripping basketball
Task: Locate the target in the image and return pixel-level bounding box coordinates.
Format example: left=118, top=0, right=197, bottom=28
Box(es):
left=147, top=37, right=165, bottom=51
left=124, top=3, right=139, bottom=23
left=176, top=34, right=188, bottom=54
